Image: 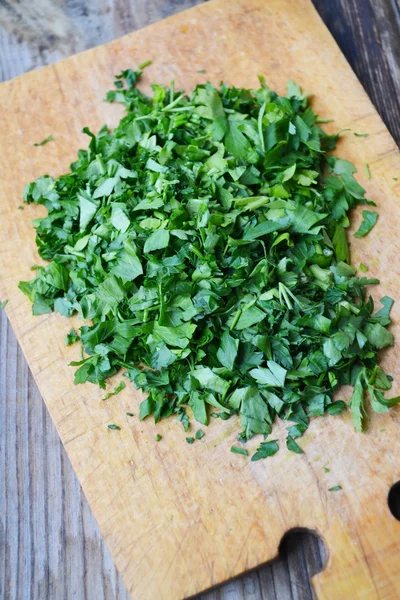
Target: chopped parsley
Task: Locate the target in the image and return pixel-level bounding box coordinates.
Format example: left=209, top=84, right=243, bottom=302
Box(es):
left=251, top=440, right=279, bottom=461
left=231, top=446, right=249, bottom=456
left=329, top=485, right=342, bottom=492
left=19, top=67, right=398, bottom=459
left=354, top=210, right=378, bottom=237
left=286, top=436, right=303, bottom=454
left=33, top=135, right=53, bottom=147
left=102, top=381, right=126, bottom=401
left=65, top=327, right=80, bottom=346
left=108, top=424, right=121, bottom=431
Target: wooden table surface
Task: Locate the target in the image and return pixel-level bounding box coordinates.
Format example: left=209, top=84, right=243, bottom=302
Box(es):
left=1, top=1, right=399, bottom=598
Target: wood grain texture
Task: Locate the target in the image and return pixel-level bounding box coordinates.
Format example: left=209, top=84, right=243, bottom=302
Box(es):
left=1, top=1, right=400, bottom=599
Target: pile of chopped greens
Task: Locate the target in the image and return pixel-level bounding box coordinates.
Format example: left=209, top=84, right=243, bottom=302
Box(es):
left=19, top=66, right=399, bottom=459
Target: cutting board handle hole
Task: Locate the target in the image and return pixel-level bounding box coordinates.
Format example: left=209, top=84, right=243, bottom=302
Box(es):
left=388, top=481, right=400, bottom=520
left=279, top=528, right=327, bottom=573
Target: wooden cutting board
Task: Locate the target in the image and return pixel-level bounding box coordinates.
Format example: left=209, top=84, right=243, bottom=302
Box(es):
left=1, top=0, right=400, bottom=597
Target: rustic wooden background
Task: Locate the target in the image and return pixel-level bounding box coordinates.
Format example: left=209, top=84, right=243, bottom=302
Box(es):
left=1, top=1, right=399, bottom=598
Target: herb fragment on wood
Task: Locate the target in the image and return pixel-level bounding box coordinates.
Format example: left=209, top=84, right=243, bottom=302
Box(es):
left=329, top=485, right=342, bottom=492
left=108, top=424, right=121, bottom=431
left=364, top=163, right=371, bottom=179
left=155, top=434, right=162, bottom=441
left=33, top=135, right=53, bottom=146
left=138, top=60, right=152, bottom=69
left=231, top=446, right=249, bottom=456
left=65, top=328, right=80, bottom=346
left=286, top=436, right=303, bottom=454
left=102, top=381, right=126, bottom=401
left=0, top=300, right=8, bottom=309
left=19, top=67, right=397, bottom=456
left=354, top=210, right=378, bottom=237
left=251, top=440, right=279, bottom=462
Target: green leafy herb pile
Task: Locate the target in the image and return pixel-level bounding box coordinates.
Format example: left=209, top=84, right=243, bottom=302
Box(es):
left=19, top=67, right=398, bottom=459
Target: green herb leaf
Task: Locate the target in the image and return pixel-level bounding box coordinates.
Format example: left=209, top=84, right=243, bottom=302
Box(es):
left=65, top=328, right=80, bottom=346
left=251, top=440, right=279, bottom=461
left=286, top=436, right=303, bottom=454
left=230, top=446, right=249, bottom=456
left=354, top=210, right=378, bottom=237
left=102, top=381, right=126, bottom=401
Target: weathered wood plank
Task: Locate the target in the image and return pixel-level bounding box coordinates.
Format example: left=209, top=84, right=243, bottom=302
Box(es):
left=313, top=0, right=400, bottom=147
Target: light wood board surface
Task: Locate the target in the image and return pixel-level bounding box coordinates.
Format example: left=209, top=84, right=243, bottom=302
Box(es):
left=1, top=0, right=400, bottom=598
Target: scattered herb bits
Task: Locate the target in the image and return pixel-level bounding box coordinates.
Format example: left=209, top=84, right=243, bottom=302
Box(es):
left=354, top=210, right=378, bottom=238
left=65, top=327, right=80, bottom=346
left=251, top=440, right=279, bottom=462
left=102, top=381, right=126, bottom=401
left=33, top=135, right=53, bottom=147
left=286, top=436, right=303, bottom=454
left=108, top=424, right=121, bottom=431
left=329, top=485, right=342, bottom=492
left=230, top=446, right=249, bottom=456
left=19, top=67, right=398, bottom=459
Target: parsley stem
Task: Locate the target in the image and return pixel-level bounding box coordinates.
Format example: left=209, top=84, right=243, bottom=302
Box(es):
left=258, top=101, right=267, bottom=151
left=190, top=245, right=205, bottom=260
left=162, top=93, right=184, bottom=112
left=230, top=309, right=242, bottom=331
